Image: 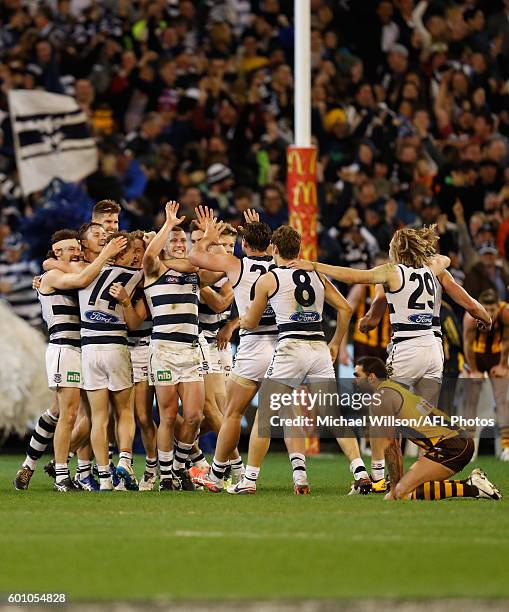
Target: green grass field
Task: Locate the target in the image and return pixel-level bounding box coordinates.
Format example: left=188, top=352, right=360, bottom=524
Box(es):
left=1, top=453, right=508, bottom=603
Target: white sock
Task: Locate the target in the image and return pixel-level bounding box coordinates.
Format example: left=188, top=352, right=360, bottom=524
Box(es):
left=289, top=452, right=307, bottom=482
left=145, top=456, right=158, bottom=475
left=350, top=458, right=369, bottom=481
left=371, top=459, right=385, bottom=481
left=55, top=462, right=69, bottom=484
left=244, top=465, right=260, bottom=483
left=77, top=459, right=91, bottom=480
left=158, top=450, right=173, bottom=480
left=23, top=456, right=37, bottom=471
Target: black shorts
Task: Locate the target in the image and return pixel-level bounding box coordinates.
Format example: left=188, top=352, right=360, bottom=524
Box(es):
left=423, top=437, right=474, bottom=474
left=475, top=353, right=499, bottom=374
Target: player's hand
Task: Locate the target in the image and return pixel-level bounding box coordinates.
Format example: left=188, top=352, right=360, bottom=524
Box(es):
left=244, top=209, right=260, bottom=224
left=358, top=316, right=377, bottom=333
left=490, top=364, right=508, bottom=378
left=165, top=200, right=186, bottom=227
left=288, top=259, right=315, bottom=271
left=476, top=317, right=492, bottom=332
left=452, top=198, right=465, bottom=223
left=108, top=282, right=129, bottom=303
left=32, top=275, right=42, bottom=290
left=102, top=236, right=128, bottom=258
left=216, top=322, right=234, bottom=350
left=328, top=342, right=340, bottom=364
left=468, top=369, right=484, bottom=380
left=195, top=205, right=216, bottom=232
left=203, top=219, right=226, bottom=245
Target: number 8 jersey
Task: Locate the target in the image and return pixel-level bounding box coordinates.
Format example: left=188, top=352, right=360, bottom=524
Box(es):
left=79, top=265, right=143, bottom=346
left=385, top=264, right=438, bottom=343
left=268, top=267, right=325, bottom=342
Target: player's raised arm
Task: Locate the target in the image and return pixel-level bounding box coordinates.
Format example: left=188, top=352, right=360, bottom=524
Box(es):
left=143, top=201, right=185, bottom=276
left=438, top=270, right=491, bottom=330
left=427, top=254, right=451, bottom=276
left=46, top=237, right=128, bottom=291
left=201, top=282, right=234, bottom=314
left=240, top=272, right=276, bottom=330
left=42, top=259, right=75, bottom=273
left=321, top=275, right=353, bottom=363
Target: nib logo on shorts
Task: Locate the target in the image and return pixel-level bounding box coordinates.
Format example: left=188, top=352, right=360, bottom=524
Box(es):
left=157, top=370, right=172, bottom=382
left=67, top=371, right=81, bottom=383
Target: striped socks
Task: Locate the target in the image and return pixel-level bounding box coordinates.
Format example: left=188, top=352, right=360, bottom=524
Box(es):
left=23, top=409, right=59, bottom=470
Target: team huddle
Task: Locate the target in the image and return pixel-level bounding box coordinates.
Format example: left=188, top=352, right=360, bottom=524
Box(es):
left=12, top=198, right=503, bottom=500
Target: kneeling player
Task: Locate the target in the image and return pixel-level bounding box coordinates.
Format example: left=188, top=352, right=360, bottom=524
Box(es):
left=354, top=357, right=501, bottom=501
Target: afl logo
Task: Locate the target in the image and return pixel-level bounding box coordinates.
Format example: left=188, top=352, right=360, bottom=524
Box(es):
left=290, top=311, right=320, bottom=323
left=85, top=310, right=120, bottom=324
left=407, top=313, right=432, bottom=325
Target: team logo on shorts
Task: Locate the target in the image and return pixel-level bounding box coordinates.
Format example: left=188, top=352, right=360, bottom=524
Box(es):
left=66, top=371, right=80, bottom=383
left=157, top=370, right=172, bottom=382
left=54, top=373, right=62, bottom=384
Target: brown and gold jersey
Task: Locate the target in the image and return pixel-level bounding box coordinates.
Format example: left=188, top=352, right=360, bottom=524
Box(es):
left=352, top=285, right=391, bottom=349
left=474, top=301, right=507, bottom=355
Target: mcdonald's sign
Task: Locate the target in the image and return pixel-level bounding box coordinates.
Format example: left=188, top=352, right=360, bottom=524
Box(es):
left=287, top=146, right=318, bottom=262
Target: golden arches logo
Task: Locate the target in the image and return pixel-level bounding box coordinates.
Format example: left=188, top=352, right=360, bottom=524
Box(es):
left=287, top=150, right=303, bottom=175
left=292, top=180, right=317, bottom=206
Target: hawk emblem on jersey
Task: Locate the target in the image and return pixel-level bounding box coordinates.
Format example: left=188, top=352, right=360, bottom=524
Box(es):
left=84, top=310, right=120, bottom=324
left=290, top=311, right=320, bottom=323
left=407, top=313, right=433, bottom=325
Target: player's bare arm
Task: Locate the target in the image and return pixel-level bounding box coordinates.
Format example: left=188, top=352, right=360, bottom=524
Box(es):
left=383, top=439, right=404, bottom=500
left=439, top=270, right=491, bottom=330
left=200, top=282, right=234, bottom=314
left=322, top=275, right=353, bottom=363
left=216, top=317, right=240, bottom=350
left=143, top=200, right=185, bottom=280
left=359, top=284, right=388, bottom=333
left=109, top=283, right=149, bottom=330
left=289, top=260, right=403, bottom=290
left=41, top=237, right=127, bottom=292
left=240, top=272, right=276, bottom=330
left=463, top=312, right=484, bottom=378
left=188, top=219, right=240, bottom=281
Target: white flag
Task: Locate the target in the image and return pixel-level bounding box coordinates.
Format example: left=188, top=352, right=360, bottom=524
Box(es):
left=8, top=90, right=98, bottom=196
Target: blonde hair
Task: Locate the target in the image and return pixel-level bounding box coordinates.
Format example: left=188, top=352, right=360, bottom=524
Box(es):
left=389, top=225, right=439, bottom=268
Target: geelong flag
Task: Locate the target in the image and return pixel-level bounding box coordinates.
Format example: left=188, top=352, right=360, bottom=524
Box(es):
left=8, top=90, right=98, bottom=195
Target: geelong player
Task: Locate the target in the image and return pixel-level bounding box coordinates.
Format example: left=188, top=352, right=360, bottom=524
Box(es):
left=79, top=231, right=142, bottom=491
left=236, top=225, right=370, bottom=494
left=189, top=212, right=328, bottom=494
left=354, top=357, right=501, bottom=501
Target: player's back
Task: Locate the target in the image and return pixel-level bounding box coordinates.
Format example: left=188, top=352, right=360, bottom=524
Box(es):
left=233, top=255, right=277, bottom=338
left=269, top=267, right=325, bottom=342
left=38, top=280, right=81, bottom=349
left=79, top=265, right=143, bottom=346
left=386, top=264, right=439, bottom=344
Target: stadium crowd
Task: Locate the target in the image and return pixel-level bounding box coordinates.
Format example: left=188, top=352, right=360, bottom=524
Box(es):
left=1, top=0, right=509, bottom=341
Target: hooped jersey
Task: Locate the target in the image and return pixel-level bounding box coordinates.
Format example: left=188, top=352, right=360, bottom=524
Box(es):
left=199, top=276, right=231, bottom=344
left=352, top=284, right=391, bottom=348
left=38, top=280, right=81, bottom=349
left=474, top=301, right=507, bottom=355
left=79, top=265, right=143, bottom=346
left=232, top=255, right=277, bottom=338
left=378, top=379, right=460, bottom=449
left=385, top=264, right=438, bottom=342
left=144, top=268, right=200, bottom=346
left=268, top=267, right=325, bottom=342
left=127, top=287, right=152, bottom=348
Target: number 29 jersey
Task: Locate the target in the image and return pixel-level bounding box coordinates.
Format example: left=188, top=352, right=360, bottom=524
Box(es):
left=79, top=265, right=143, bottom=346
left=385, top=264, right=438, bottom=343
left=268, top=267, right=325, bottom=342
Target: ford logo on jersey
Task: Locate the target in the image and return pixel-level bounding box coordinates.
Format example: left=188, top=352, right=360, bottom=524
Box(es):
left=407, top=313, right=433, bottom=325
left=84, top=310, right=120, bottom=324
left=290, top=311, right=321, bottom=323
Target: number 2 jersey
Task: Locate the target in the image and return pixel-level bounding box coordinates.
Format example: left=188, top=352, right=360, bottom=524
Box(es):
left=385, top=264, right=439, bottom=343
left=268, top=267, right=325, bottom=342
left=232, top=256, right=277, bottom=339
left=78, top=265, right=143, bottom=346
